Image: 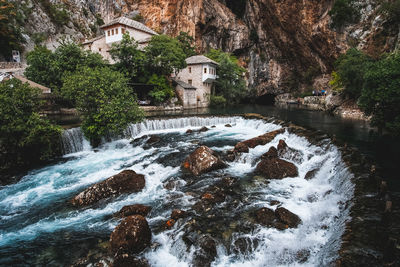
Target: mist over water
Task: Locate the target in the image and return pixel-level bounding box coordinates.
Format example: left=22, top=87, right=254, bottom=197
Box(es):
left=0, top=117, right=354, bottom=266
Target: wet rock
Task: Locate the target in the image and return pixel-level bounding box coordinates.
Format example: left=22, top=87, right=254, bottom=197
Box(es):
left=117, top=204, right=152, bottom=217
left=146, top=135, right=161, bottom=144
left=171, top=209, right=187, bottom=220
left=130, top=135, right=148, bottom=145
left=256, top=148, right=298, bottom=179
left=71, top=170, right=145, bottom=207
left=234, top=128, right=285, bottom=153
left=182, top=146, right=226, bottom=176
left=186, top=129, right=193, bottom=134
left=113, top=253, right=149, bottom=267
left=255, top=207, right=276, bottom=226
left=232, top=237, right=259, bottom=255
left=199, top=126, right=209, bottom=132
left=304, top=169, right=318, bottom=180
left=277, top=139, right=304, bottom=164
left=225, top=124, right=232, bottom=127
left=270, top=200, right=281, bottom=206
left=110, top=215, right=151, bottom=254
left=275, top=207, right=301, bottom=228
left=201, top=192, right=226, bottom=204
left=192, top=235, right=217, bottom=267
left=165, top=219, right=176, bottom=229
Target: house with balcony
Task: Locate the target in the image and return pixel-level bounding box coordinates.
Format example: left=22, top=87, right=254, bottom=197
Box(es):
left=82, top=16, right=158, bottom=62
left=173, top=55, right=218, bottom=108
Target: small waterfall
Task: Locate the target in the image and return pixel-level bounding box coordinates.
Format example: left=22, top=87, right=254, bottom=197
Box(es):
left=61, top=127, right=90, bottom=154
left=125, top=116, right=241, bottom=138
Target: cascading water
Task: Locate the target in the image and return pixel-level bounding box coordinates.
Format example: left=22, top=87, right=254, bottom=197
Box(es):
left=0, top=117, right=354, bottom=266
left=61, top=127, right=90, bottom=154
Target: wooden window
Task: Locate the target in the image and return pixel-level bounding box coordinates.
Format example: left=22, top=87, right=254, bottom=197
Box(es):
left=99, top=48, right=102, bottom=52
left=116, top=28, right=119, bottom=34
left=188, top=79, right=192, bottom=85
left=107, top=30, right=110, bottom=36
left=189, top=67, right=191, bottom=73
left=204, top=68, right=207, bottom=74
left=122, top=28, right=126, bottom=34
left=112, top=29, right=114, bottom=35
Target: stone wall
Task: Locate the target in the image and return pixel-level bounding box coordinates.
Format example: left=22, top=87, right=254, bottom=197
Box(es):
left=0, top=62, right=22, bottom=69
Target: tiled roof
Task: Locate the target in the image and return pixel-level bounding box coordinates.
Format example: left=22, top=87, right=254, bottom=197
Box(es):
left=100, top=17, right=158, bottom=36
left=173, top=78, right=197, bottom=89
left=186, top=55, right=218, bottom=65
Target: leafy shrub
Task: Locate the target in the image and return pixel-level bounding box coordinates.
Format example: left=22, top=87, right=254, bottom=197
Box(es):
left=380, top=0, right=400, bottom=23
left=210, top=95, right=227, bottom=106
left=95, top=13, right=104, bottom=26
left=0, top=79, right=62, bottom=170
left=147, top=74, right=175, bottom=104
left=39, top=0, right=69, bottom=26
left=329, top=0, right=359, bottom=29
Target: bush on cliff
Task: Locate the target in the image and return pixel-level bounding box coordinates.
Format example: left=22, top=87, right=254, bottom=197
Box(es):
left=62, top=67, right=144, bottom=147
left=0, top=79, right=62, bottom=171
left=359, top=52, right=400, bottom=135
left=329, top=0, right=359, bottom=29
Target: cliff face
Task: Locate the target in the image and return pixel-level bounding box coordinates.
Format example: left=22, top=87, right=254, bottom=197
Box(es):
left=17, top=0, right=400, bottom=96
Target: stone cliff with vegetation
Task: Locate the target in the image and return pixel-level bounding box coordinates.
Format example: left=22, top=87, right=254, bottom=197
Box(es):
left=4, top=0, right=399, bottom=95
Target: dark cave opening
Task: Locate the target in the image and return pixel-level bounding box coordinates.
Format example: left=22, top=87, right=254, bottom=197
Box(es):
left=255, top=93, right=276, bottom=105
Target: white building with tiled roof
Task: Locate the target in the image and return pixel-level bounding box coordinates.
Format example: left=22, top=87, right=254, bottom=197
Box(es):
left=173, top=55, right=218, bottom=108
left=82, top=16, right=158, bottom=62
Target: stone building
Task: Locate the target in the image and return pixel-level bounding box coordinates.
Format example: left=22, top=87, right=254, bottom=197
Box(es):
left=82, top=16, right=158, bottom=62
left=174, top=55, right=218, bottom=108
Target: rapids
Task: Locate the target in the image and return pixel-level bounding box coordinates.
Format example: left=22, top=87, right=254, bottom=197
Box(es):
left=0, top=116, right=354, bottom=266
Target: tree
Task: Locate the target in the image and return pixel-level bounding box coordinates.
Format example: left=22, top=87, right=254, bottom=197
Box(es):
left=206, top=49, right=246, bottom=103
left=0, top=79, right=62, bottom=170
left=145, top=34, right=187, bottom=76
left=330, top=48, right=372, bottom=99
left=25, top=41, right=107, bottom=91
left=25, top=45, right=56, bottom=88
left=110, top=33, right=146, bottom=83
left=147, top=74, right=175, bottom=104
left=0, top=0, right=25, bottom=60
left=61, top=67, right=144, bottom=146
left=359, top=52, right=400, bottom=135
left=176, top=31, right=196, bottom=58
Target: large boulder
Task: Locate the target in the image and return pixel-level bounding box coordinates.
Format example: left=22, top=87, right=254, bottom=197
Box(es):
left=110, top=215, right=151, bottom=254
left=275, top=207, right=302, bottom=228
left=117, top=204, right=152, bottom=217
left=71, top=170, right=145, bottom=206
left=277, top=139, right=304, bottom=164
left=234, top=128, right=285, bottom=153
left=182, top=146, right=226, bottom=176
left=256, top=147, right=298, bottom=179
left=192, top=235, right=217, bottom=267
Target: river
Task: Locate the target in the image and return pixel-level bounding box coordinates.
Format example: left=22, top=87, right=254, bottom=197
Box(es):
left=0, top=104, right=398, bottom=266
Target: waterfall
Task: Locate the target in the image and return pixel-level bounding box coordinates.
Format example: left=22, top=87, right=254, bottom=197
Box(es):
left=61, top=127, right=90, bottom=154
left=124, top=116, right=242, bottom=138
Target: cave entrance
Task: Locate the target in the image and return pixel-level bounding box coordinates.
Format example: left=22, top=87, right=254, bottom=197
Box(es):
left=255, top=93, right=276, bottom=105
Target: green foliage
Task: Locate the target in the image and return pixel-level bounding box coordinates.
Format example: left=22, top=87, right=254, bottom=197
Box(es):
left=359, top=52, right=400, bottom=135
left=380, top=0, right=400, bottom=24
left=31, top=32, right=48, bottom=45
left=25, top=41, right=107, bottom=91
left=210, top=95, right=227, bottom=106
left=0, top=79, right=62, bottom=170
left=176, top=31, right=196, bottom=57
left=147, top=74, right=175, bottom=104
left=25, top=46, right=57, bottom=89
left=132, top=13, right=144, bottom=23
left=95, top=14, right=104, bottom=26
left=110, top=33, right=146, bottom=82
left=0, top=0, right=27, bottom=59
left=145, top=34, right=187, bottom=76
left=331, top=48, right=372, bottom=98
left=206, top=49, right=246, bottom=104
left=61, top=67, right=144, bottom=146
left=329, top=71, right=344, bottom=93
left=329, top=0, right=359, bottom=29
